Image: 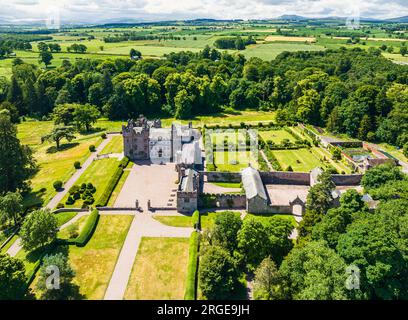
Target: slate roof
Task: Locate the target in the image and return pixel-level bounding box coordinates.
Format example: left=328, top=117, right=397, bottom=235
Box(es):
left=180, top=169, right=199, bottom=192
left=241, top=166, right=267, bottom=200
left=149, top=128, right=172, bottom=140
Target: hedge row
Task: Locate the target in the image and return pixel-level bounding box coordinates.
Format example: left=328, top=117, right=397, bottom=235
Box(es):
left=203, top=121, right=277, bottom=130
left=95, top=157, right=129, bottom=207
left=57, top=209, right=100, bottom=247
left=184, top=231, right=200, bottom=300
left=75, top=209, right=99, bottom=247
left=192, top=210, right=200, bottom=230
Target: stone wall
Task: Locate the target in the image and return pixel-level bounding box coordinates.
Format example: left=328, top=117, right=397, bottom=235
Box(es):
left=177, top=191, right=198, bottom=213
left=260, top=171, right=310, bottom=185
left=332, top=174, right=363, bottom=186
left=199, top=193, right=246, bottom=209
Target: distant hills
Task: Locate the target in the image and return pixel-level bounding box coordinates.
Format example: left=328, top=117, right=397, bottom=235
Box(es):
left=275, top=15, right=408, bottom=23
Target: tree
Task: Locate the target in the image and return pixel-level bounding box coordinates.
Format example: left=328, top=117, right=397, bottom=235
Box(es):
left=41, top=126, right=76, bottom=149
left=129, top=48, right=142, bottom=60
left=253, top=257, right=282, bottom=300
left=0, top=192, right=23, bottom=226
left=279, top=241, right=348, bottom=300
left=73, top=104, right=100, bottom=132
left=337, top=204, right=408, bottom=299
left=36, top=252, right=80, bottom=300
left=400, top=46, right=407, bottom=57
left=198, top=246, right=239, bottom=299
left=0, top=253, right=26, bottom=300
left=39, top=51, right=53, bottom=68
left=174, top=89, right=193, bottom=120
left=0, top=101, right=19, bottom=123
left=51, top=104, right=76, bottom=126
left=211, top=211, right=242, bottom=253
left=20, top=209, right=58, bottom=251
left=237, top=218, right=270, bottom=271
left=361, top=164, right=405, bottom=191
left=0, top=110, right=35, bottom=193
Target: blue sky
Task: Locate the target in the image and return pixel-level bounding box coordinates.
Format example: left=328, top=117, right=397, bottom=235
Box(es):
left=1, top=0, right=407, bottom=24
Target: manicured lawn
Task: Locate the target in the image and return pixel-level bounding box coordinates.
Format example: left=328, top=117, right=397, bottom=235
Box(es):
left=211, top=182, right=241, bottom=188
left=245, top=213, right=297, bottom=227
left=259, top=129, right=297, bottom=144
left=124, top=237, right=190, bottom=300
left=100, top=135, right=124, bottom=154
left=213, top=150, right=258, bottom=172
left=55, top=211, right=78, bottom=227
left=153, top=215, right=192, bottom=228
left=61, top=158, right=120, bottom=207
left=272, top=148, right=323, bottom=172
left=34, top=215, right=133, bottom=300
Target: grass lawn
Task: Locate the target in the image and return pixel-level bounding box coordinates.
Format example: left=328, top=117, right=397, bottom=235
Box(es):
left=259, top=129, right=297, bottom=144
left=272, top=148, right=323, bottom=172
left=161, top=110, right=275, bottom=128
left=377, top=143, right=408, bottom=163
left=30, top=215, right=133, bottom=300
left=213, top=150, right=258, bottom=172
left=153, top=215, right=192, bottom=228
left=200, top=211, right=241, bottom=230
left=211, top=182, right=242, bottom=188
left=61, top=158, right=120, bottom=207
left=245, top=213, right=297, bottom=227
left=55, top=211, right=78, bottom=227
left=17, top=120, right=107, bottom=207
left=100, top=135, right=124, bottom=154
left=124, top=237, right=190, bottom=300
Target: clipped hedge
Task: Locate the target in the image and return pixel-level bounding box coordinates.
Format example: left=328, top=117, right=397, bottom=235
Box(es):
left=192, top=210, right=200, bottom=230
left=184, top=231, right=200, bottom=300
left=75, top=209, right=99, bottom=247
left=95, top=157, right=129, bottom=207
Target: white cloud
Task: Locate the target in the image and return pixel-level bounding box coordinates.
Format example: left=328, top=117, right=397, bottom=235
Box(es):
left=1, top=0, right=407, bottom=24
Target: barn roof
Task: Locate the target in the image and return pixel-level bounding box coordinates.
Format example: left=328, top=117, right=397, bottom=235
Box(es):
left=241, top=166, right=267, bottom=200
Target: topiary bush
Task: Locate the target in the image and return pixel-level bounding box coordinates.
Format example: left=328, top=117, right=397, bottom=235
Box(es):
left=74, top=161, right=81, bottom=169
left=89, top=145, right=96, bottom=152
left=101, top=133, right=107, bottom=139
left=53, top=180, right=63, bottom=191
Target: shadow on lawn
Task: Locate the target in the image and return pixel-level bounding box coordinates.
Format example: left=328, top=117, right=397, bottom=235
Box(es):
left=46, top=142, right=80, bottom=154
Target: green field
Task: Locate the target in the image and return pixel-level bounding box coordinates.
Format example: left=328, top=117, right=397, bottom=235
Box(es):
left=272, top=148, right=323, bottom=172
left=124, top=237, right=190, bottom=300
left=259, top=129, right=297, bottom=144
left=242, top=42, right=325, bottom=60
